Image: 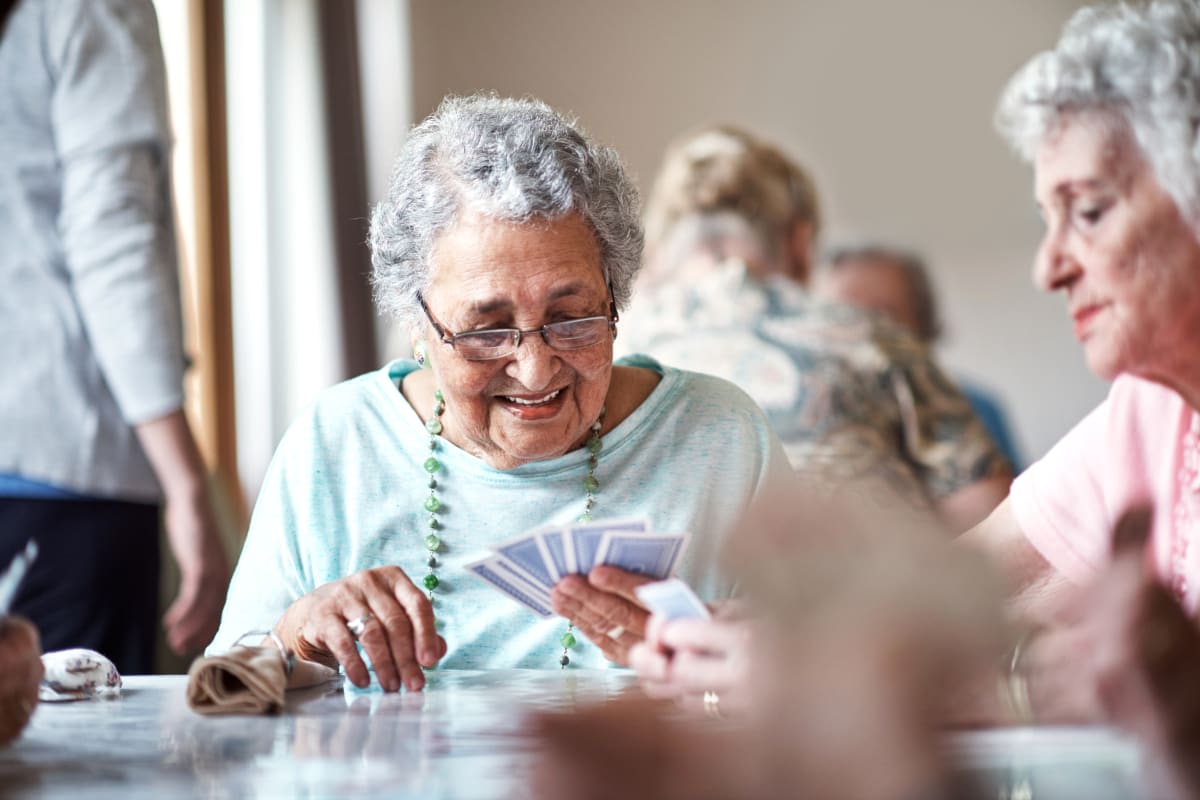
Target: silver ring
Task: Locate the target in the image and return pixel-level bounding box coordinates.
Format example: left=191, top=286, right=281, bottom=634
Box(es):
left=346, top=613, right=373, bottom=638
left=606, top=625, right=626, bottom=640
left=703, top=690, right=723, bottom=720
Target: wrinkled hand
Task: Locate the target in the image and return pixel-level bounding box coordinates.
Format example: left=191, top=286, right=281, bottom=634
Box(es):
left=1022, top=507, right=1200, bottom=793
left=162, top=491, right=230, bottom=655
left=630, top=615, right=754, bottom=715
left=276, top=566, right=446, bottom=692
left=1019, top=507, right=1200, bottom=726
left=0, top=617, right=43, bottom=746
left=550, top=566, right=655, bottom=664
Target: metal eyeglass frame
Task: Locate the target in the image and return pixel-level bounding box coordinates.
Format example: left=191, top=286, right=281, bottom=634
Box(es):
left=416, top=284, right=619, bottom=361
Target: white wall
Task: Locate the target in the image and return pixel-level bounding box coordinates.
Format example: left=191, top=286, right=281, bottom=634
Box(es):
left=406, top=0, right=1106, bottom=462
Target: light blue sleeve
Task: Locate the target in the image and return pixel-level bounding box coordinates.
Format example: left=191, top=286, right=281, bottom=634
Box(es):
left=207, top=424, right=316, bottom=654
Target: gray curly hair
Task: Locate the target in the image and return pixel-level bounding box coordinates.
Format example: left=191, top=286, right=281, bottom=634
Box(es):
left=996, top=0, right=1200, bottom=227
left=369, top=94, right=644, bottom=327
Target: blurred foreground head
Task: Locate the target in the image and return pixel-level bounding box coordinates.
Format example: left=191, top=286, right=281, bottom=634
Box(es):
left=532, top=481, right=1008, bottom=800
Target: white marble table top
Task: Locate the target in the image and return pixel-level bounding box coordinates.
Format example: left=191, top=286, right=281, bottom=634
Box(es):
left=0, top=671, right=1149, bottom=799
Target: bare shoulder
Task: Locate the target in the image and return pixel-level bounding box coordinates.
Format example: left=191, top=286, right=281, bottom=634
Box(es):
left=603, top=366, right=663, bottom=432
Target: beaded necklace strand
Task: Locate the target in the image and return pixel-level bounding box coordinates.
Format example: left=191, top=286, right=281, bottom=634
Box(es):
left=420, top=389, right=605, bottom=668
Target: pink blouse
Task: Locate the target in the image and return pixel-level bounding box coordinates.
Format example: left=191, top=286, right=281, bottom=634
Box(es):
left=1011, top=375, right=1200, bottom=609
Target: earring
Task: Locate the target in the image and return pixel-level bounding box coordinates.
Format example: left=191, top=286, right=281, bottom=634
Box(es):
left=414, top=340, right=428, bottom=367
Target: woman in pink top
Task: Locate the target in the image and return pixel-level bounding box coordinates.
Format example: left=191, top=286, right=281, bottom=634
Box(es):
left=955, top=0, right=1200, bottom=763
left=634, top=0, right=1200, bottom=774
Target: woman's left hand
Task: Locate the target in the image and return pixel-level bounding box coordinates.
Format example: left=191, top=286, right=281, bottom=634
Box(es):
left=550, top=566, right=655, bottom=664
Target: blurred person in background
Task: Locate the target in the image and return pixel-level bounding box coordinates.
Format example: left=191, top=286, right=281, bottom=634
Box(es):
left=0, top=617, right=42, bottom=747
left=621, top=125, right=1012, bottom=533
left=0, top=0, right=229, bottom=673
left=816, top=243, right=1025, bottom=469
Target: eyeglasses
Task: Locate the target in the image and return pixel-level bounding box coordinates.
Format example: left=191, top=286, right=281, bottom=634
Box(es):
left=417, top=288, right=619, bottom=362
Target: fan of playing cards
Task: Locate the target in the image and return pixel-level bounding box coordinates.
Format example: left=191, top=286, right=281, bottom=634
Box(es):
left=465, top=518, right=689, bottom=618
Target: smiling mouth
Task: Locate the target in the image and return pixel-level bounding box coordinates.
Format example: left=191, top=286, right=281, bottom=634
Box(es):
left=500, top=388, right=563, bottom=406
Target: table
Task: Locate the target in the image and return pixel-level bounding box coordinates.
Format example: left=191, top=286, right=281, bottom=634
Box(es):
left=0, top=672, right=1149, bottom=799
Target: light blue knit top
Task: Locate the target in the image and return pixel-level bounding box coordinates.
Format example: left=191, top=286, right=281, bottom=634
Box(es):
left=210, top=355, right=791, bottom=670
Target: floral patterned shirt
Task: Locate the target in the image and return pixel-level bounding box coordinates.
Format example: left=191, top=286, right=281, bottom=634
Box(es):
left=619, top=261, right=1010, bottom=509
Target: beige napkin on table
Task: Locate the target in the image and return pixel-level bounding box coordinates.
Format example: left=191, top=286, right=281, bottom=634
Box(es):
left=186, top=645, right=338, bottom=715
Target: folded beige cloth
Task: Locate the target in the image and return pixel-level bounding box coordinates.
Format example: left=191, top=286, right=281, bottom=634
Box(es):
left=186, top=645, right=338, bottom=715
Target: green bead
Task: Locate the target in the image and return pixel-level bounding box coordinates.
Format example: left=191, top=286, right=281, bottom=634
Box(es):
left=434, top=403, right=445, bottom=416
left=588, top=437, right=602, bottom=454
left=560, top=632, right=576, bottom=649
left=424, top=457, right=441, bottom=473
left=579, top=512, right=593, bottom=522
left=426, top=418, right=443, bottom=435
left=424, top=533, right=441, bottom=551
left=582, top=475, right=599, bottom=493
left=434, top=389, right=444, bottom=403
left=428, top=517, right=439, bottom=529
left=423, top=573, right=440, bottom=591
left=424, top=495, right=441, bottom=512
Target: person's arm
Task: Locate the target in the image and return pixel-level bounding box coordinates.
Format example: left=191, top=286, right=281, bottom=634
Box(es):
left=959, top=497, right=1082, bottom=624
left=134, top=411, right=229, bottom=655
left=939, top=497, right=1081, bottom=726
left=934, top=476, right=1013, bottom=534
left=47, top=2, right=230, bottom=656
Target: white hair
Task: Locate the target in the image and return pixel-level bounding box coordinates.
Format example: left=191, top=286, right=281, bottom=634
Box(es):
left=369, top=94, right=643, bottom=326
left=996, top=0, right=1200, bottom=226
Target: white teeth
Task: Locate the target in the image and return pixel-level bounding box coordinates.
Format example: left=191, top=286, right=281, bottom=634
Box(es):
left=504, top=388, right=562, bottom=405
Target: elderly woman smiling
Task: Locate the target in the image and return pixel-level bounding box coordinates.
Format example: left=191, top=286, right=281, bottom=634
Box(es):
left=209, top=95, right=790, bottom=692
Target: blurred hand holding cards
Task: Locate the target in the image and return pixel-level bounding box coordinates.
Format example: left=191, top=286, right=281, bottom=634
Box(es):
left=635, top=578, right=711, bottom=621
left=466, top=518, right=689, bottom=617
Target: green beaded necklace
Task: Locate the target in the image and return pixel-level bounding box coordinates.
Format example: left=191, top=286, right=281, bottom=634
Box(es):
left=420, top=388, right=605, bottom=669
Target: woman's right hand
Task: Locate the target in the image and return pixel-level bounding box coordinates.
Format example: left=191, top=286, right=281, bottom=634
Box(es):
left=630, top=614, right=754, bottom=716
left=0, top=616, right=43, bottom=747
left=275, top=567, right=446, bottom=692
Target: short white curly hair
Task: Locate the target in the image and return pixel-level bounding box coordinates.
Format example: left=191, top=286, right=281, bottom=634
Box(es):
left=996, top=0, right=1200, bottom=226
left=369, top=94, right=643, bottom=328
